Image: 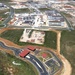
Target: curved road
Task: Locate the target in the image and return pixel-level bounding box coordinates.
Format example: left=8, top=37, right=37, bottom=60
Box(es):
left=3, top=7, right=14, bottom=27
left=0, top=41, right=48, bottom=75
left=0, top=41, right=63, bottom=75
left=0, top=42, right=21, bottom=55
left=26, top=54, right=48, bottom=75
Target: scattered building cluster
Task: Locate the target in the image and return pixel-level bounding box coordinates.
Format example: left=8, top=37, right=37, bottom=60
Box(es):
left=0, top=1, right=72, bottom=29
left=20, top=29, right=45, bottom=44
left=45, top=10, right=67, bottom=27
left=11, top=2, right=28, bottom=9
left=19, top=46, right=36, bottom=58
left=52, top=3, right=75, bottom=17
left=0, top=3, right=9, bottom=10
left=8, top=10, right=67, bottom=28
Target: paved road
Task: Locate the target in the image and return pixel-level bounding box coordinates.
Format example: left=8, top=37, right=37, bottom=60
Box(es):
left=26, top=54, right=48, bottom=75
left=0, top=41, right=48, bottom=75
left=0, top=41, right=63, bottom=75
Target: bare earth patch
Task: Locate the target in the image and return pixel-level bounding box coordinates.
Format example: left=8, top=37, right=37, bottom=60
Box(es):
left=60, top=55, right=72, bottom=75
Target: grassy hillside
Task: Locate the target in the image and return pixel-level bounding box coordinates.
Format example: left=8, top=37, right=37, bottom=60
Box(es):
left=60, top=30, right=75, bottom=75
left=0, top=29, right=57, bottom=49
left=0, top=51, right=38, bottom=75
left=0, top=29, right=24, bottom=45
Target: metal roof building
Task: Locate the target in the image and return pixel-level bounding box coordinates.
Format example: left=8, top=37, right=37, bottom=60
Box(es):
left=27, top=46, right=36, bottom=51
left=19, top=49, right=30, bottom=58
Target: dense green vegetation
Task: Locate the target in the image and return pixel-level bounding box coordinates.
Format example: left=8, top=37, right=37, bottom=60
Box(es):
left=44, top=31, right=57, bottom=49
left=0, top=29, right=57, bottom=49
left=61, top=30, right=75, bottom=75
left=0, top=51, right=38, bottom=75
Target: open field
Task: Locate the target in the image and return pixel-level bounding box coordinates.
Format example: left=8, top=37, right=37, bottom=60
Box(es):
left=0, top=0, right=10, bottom=2
left=0, top=9, right=9, bottom=28
left=60, top=30, right=75, bottom=75
left=15, top=8, right=31, bottom=13
left=0, top=50, right=38, bottom=75
left=44, top=31, right=57, bottom=49
left=0, top=29, right=57, bottom=49
left=39, top=8, right=53, bottom=12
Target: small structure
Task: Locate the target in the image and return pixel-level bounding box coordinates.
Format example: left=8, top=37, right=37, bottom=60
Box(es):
left=19, top=49, right=30, bottom=58
left=42, top=53, right=48, bottom=58
left=27, top=46, right=36, bottom=51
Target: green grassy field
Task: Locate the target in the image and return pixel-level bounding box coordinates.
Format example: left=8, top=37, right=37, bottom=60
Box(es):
left=44, top=31, right=57, bottom=49
left=60, top=30, right=75, bottom=75
left=0, top=29, right=57, bottom=49
left=0, top=29, right=37, bottom=46
left=0, top=29, right=24, bottom=45
left=15, top=8, right=31, bottom=13
left=0, top=51, right=38, bottom=75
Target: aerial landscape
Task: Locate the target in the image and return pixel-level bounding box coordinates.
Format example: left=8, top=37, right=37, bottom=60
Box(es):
left=0, top=0, right=75, bottom=75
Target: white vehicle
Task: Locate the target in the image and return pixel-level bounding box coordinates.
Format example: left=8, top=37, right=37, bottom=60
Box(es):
left=26, top=55, right=30, bottom=59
